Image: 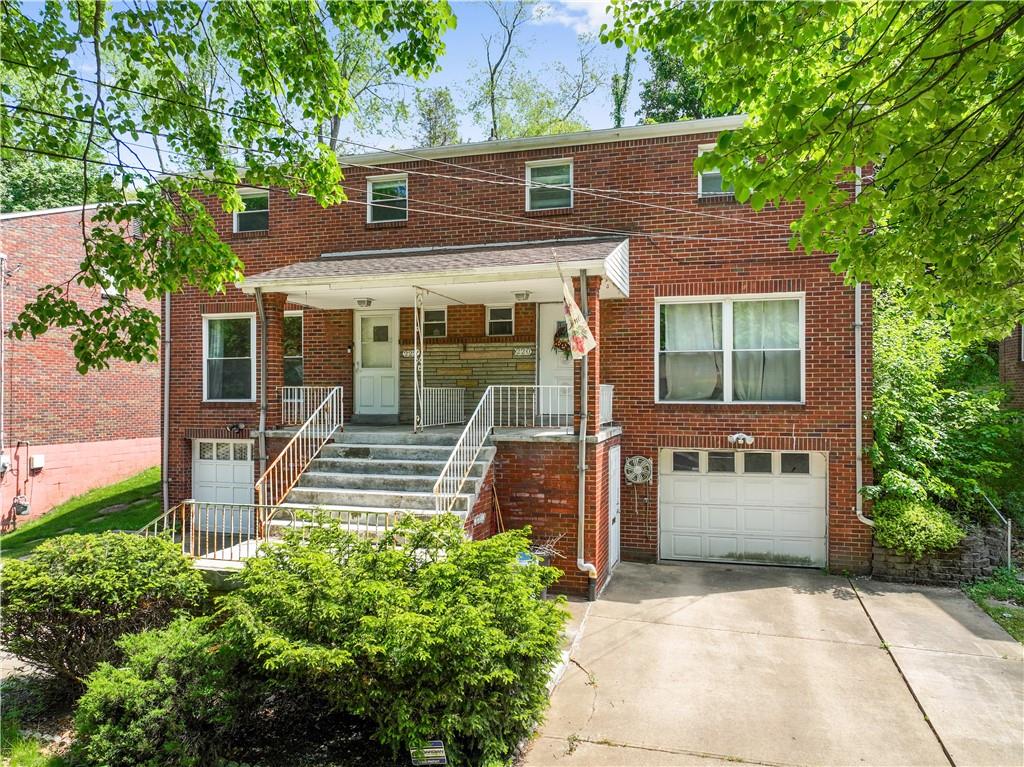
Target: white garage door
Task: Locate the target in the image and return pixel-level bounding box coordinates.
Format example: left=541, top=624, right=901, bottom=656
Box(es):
left=658, top=449, right=827, bottom=567
left=192, top=439, right=254, bottom=533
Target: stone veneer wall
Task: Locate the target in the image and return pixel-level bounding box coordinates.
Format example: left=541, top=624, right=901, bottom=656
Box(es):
left=872, top=526, right=1012, bottom=586
left=398, top=341, right=537, bottom=424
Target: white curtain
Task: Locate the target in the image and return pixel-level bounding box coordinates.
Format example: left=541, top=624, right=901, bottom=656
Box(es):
left=661, top=303, right=723, bottom=400
left=732, top=300, right=800, bottom=401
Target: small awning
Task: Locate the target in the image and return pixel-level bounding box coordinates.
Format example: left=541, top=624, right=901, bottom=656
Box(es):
left=237, top=237, right=629, bottom=309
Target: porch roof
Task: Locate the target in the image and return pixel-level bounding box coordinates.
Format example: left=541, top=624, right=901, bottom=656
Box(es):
left=237, top=237, right=629, bottom=309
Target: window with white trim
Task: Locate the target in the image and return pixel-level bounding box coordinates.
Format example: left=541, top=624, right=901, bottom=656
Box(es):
left=203, top=314, right=256, bottom=401
left=283, top=312, right=303, bottom=386
left=486, top=306, right=514, bottom=336
left=367, top=174, right=408, bottom=222
left=657, top=295, right=803, bottom=403
left=423, top=308, right=447, bottom=338
left=526, top=159, right=573, bottom=211
left=697, top=144, right=734, bottom=199
left=234, top=190, right=269, bottom=232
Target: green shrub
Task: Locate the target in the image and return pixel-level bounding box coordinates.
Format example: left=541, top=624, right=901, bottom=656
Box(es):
left=73, top=616, right=264, bottom=767
left=873, top=498, right=966, bottom=559
left=0, top=532, right=207, bottom=688
left=220, top=514, right=568, bottom=766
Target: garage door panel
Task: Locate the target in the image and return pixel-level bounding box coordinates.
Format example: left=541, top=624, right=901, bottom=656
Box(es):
left=665, top=476, right=701, bottom=503
left=742, top=507, right=775, bottom=534
left=659, top=449, right=827, bottom=568
left=704, top=477, right=739, bottom=504
left=662, top=533, right=703, bottom=559
left=666, top=504, right=701, bottom=530
left=738, top=478, right=775, bottom=505
left=706, top=506, right=739, bottom=532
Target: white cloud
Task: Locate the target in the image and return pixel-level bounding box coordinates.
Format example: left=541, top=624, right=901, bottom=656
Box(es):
left=532, top=1, right=612, bottom=36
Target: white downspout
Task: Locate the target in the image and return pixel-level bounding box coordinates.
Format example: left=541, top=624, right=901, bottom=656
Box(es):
left=161, top=290, right=171, bottom=512
left=853, top=166, right=872, bottom=527
left=576, top=269, right=598, bottom=599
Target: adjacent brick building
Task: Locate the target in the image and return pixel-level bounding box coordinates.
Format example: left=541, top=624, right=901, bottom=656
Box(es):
left=0, top=206, right=161, bottom=530
left=999, top=324, right=1024, bottom=408
left=166, top=116, right=874, bottom=594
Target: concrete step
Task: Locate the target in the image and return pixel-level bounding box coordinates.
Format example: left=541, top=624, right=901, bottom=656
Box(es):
left=320, top=443, right=493, bottom=463
left=296, top=471, right=481, bottom=495
left=307, top=456, right=489, bottom=478
left=284, top=486, right=472, bottom=512
left=334, top=429, right=461, bottom=446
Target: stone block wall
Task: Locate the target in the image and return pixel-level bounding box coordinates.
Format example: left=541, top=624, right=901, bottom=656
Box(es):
left=871, top=526, right=1011, bottom=586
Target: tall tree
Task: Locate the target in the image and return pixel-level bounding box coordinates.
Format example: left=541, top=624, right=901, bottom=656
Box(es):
left=637, top=49, right=724, bottom=123
left=606, top=1, right=1024, bottom=339
left=476, top=0, right=533, bottom=141
left=610, top=50, right=634, bottom=128
left=0, top=0, right=454, bottom=371
left=414, top=87, right=461, bottom=146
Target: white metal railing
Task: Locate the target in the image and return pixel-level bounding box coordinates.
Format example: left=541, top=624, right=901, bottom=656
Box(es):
left=140, top=501, right=400, bottom=563
left=599, top=384, right=614, bottom=425
left=419, top=386, right=466, bottom=428
left=281, top=386, right=336, bottom=425
left=433, top=385, right=572, bottom=514
left=256, top=386, right=343, bottom=507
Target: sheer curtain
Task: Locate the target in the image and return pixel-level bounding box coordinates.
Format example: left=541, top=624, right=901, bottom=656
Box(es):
left=732, top=300, right=800, bottom=401
left=661, top=303, right=723, bottom=400
left=207, top=319, right=226, bottom=399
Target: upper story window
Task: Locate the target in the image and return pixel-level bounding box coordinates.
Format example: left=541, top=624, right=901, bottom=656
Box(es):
left=367, top=174, right=408, bottom=223
left=423, top=308, right=447, bottom=338
left=487, top=306, right=514, bottom=336
left=526, top=159, right=573, bottom=211
left=283, top=311, right=303, bottom=386
left=657, top=295, right=803, bottom=404
left=234, top=190, right=269, bottom=232
left=204, top=314, right=256, bottom=401
left=697, top=144, right=734, bottom=199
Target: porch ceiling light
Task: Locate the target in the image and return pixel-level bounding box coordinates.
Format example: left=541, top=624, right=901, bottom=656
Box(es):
left=513, top=290, right=532, bottom=302
left=356, top=297, right=373, bottom=308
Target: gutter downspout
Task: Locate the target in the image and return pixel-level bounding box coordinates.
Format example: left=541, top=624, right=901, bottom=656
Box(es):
left=161, top=290, right=171, bottom=512
left=254, top=288, right=268, bottom=478
left=852, top=168, right=872, bottom=527
left=576, top=269, right=598, bottom=600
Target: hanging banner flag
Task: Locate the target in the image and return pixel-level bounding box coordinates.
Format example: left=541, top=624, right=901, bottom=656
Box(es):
left=561, top=279, right=596, bottom=359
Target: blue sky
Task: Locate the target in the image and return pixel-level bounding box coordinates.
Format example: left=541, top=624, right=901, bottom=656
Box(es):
left=416, top=1, right=651, bottom=144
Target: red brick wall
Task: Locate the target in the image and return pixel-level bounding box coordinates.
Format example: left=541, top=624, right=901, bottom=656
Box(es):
left=0, top=208, right=161, bottom=525
left=167, top=128, right=873, bottom=573
left=1000, top=325, right=1024, bottom=408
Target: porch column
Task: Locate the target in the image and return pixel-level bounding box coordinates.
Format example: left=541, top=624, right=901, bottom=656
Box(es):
left=572, top=274, right=604, bottom=436
left=262, top=293, right=287, bottom=428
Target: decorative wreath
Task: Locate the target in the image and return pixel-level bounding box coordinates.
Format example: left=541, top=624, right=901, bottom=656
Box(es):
left=552, top=326, right=572, bottom=360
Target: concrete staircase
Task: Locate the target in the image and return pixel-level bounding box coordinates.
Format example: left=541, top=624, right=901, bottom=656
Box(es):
left=282, top=427, right=494, bottom=522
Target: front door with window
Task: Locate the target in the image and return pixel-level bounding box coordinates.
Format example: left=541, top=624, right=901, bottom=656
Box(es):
left=537, top=302, right=574, bottom=416
left=354, top=311, right=399, bottom=415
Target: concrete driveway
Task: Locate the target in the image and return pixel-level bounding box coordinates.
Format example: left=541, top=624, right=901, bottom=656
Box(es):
left=525, top=562, right=1023, bottom=767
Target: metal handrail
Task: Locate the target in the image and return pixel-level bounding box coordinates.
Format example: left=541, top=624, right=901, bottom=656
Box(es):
left=432, top=384, right=572, bottom=513
left=281, top=386, right=336, bottom=425
left=255, top=386, right=343, bottom=508
left=420, top=386, right=466, bottom=428
left=137, top=502, right=187, bottom=536
left=982, top=493, right=1014, bottom=569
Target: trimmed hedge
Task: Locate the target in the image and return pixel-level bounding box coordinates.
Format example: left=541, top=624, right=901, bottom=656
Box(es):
left=873, top=498, right=966, bottom=560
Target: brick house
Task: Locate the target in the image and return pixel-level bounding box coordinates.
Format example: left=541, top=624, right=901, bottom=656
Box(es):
left=164, top=116, right=874, bottom=596
left=999, top=325, right=1024, bottom=408
left=0, top=205, right=161, bottom=531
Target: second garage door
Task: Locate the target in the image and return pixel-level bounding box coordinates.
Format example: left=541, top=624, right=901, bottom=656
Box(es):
left=658, top=449, right=827, bottom=567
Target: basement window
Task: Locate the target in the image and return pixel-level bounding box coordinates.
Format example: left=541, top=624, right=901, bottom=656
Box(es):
left=367, top=174, right=408, bottom=223
left=234, top=190, right=269, bottom=232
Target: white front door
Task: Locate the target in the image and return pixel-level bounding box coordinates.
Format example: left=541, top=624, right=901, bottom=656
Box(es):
left=537, top=302, right=573, bottom=415
left=354, top=310, right=399, bottom=415
left=658, top=449, right=828, bottom=567
left=608, top=444, right=621, bottom=569
left=191, top=439, right=254, bottom=533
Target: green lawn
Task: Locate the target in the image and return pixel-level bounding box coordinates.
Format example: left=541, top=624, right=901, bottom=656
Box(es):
left=0, top=467, right=161, bottom=560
